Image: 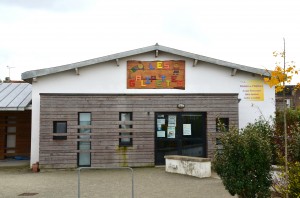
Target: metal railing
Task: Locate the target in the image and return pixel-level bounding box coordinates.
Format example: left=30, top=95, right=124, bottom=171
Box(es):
left=77, top=167, right=134, bottom=198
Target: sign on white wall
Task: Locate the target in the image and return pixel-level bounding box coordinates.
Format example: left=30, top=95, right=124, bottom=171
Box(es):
left=239, top=80, right=264, bottom=101
left=127, top=60, right=185, bottom=89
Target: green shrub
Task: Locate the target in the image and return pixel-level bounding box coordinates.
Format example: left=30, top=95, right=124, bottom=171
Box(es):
left=213, top=121, right=272, bottom=198
left=289, top=125, right=300, bottom=162
left=275, top=108, right=300, bottom=163
left=288, top=161, right=300, bottom=198
left=272, top=161, right=300, bottom=198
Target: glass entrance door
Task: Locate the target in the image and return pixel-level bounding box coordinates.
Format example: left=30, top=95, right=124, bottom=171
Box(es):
left=155, top=112, right=206, bottom=165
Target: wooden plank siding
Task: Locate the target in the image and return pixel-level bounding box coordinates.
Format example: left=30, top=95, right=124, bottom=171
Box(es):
left=0, top=111, right=31, bottom=159
left=39, top=94, right=238, bottom=168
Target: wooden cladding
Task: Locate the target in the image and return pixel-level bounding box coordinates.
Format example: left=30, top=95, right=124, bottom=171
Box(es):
left=127, top=60, right=185, bottom=89
left=39, top=94, right=238, bottom=168
left=0, top=111, right=31, bottom=159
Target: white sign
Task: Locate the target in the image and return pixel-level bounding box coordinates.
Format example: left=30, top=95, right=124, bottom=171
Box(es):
left=167, top=126, right=176, bottom=138
left=157, top=119, right=165, bottom=125
left=157, top=124, right=162, bottom=130
left=168, top=115, right=177, bottom=126
left=183, top=124, right=191, bottom=135
left=157, top=131, right=165, bottom=137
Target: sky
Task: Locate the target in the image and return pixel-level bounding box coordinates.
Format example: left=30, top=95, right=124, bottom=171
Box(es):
left=0, top=0, right=299, bottom=81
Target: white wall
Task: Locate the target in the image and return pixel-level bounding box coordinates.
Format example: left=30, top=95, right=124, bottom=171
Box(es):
left=29, top=51, right=275, bottom=165
left=239, top=83, right=275, bottom=127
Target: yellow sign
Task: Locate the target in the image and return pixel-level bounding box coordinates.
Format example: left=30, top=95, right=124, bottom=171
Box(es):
left=240, top=80, right=264, bottom=101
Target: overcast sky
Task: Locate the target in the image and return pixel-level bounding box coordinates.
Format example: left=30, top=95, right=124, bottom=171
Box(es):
left=0, top=0, right=299, bottom=81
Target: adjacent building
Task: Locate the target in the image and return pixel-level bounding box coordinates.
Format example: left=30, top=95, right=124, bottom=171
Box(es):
left=275, top=85, right=300, bottom=110
left=0, top=82, right=32, bottom=160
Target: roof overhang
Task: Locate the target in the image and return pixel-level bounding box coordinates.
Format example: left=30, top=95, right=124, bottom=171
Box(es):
left=21, top=44, right=271, bottom=82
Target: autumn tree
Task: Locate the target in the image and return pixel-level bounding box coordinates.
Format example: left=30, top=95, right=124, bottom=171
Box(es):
left=264, top=53, right=299, bottom=92
left=264, top=39, right=299, bottom=198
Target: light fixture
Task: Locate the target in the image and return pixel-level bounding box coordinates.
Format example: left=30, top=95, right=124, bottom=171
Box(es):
left=177, top=104, right=185, bottom=109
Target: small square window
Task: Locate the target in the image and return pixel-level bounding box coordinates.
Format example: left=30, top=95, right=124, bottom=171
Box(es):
left=216, top=118, right=229, bottom=132
left=53, top=121, right=67, bottom=140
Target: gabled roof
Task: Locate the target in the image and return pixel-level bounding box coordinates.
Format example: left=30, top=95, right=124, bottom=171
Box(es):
left=21, top=44, right=270, bottom=81
left=0, top=83, right=32, bottom=111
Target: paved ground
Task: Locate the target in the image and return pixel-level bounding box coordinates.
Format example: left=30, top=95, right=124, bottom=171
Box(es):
left=0, top=165, right=236, bottom=198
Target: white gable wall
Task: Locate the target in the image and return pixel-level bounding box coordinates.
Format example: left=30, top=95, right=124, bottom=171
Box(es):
left=29, top=52, right=275, bottom=165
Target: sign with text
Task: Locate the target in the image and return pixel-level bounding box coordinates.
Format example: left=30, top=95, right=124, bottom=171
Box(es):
left=127, top=60, right=185, bottom=89
left=239, top=80, right=264, bottom=101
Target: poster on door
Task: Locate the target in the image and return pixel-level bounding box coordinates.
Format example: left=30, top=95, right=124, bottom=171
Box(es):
left=168, top=115, right=176, bottom=127
left=157, top=118, right=166, bottom=131
left=167, top=126, right=175, bottom=138
left=183, top=124, right=191, bottom=135
left=157, top=131, right=166, bottom=138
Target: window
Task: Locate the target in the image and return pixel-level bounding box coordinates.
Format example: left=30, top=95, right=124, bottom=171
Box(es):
left=119, top=112, right=132, bottom=129
left=216, top=138, right=224, bottom=154
left=6, top=116, right=17, bottom=153
left=78, top=113, right=91, bottom=167
left=53, top=121, right=67, bottom=140
left=216, top=118, right=229, bottom=132
left=5, top=116, right=17, bottom=153
left=119, top=112, right=133, bottom=146
left=79, top=112, right=91, bottom=134
left=79, top=113, right=91, bottom=126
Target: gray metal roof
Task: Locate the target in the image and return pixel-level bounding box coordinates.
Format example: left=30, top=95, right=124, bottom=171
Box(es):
left=21, top=44, right=270, bottom=81
left=0, top=83, right=32, bottom=111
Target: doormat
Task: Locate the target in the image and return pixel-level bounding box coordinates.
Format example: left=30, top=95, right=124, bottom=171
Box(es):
left=18, top=193, right=39, bottom=196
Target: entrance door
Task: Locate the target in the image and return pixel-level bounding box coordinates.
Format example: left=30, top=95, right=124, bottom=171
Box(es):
left=155, top=112, right=206, bottom=165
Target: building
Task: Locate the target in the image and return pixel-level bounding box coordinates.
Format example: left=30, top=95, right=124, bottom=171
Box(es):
left=275, top=85, right=300, bottom=110
left=22, top=44, right=275, bottom=168
left=0, top=82, right=32, bottom=160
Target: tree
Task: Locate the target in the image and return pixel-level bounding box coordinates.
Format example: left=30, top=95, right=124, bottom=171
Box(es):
left=263, top=39, right=299, bottom=93
left=264, top=39, right=299, bottom=198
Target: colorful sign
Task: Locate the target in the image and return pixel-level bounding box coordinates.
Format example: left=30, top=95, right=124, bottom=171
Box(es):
left=239, top=80, right=264, bottom=101
left=127, top=60, right=185, bottom=89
